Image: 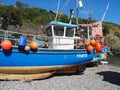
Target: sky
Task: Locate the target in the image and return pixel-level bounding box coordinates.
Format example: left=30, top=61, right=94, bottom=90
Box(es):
left=1, top=0, right=120, bottom=25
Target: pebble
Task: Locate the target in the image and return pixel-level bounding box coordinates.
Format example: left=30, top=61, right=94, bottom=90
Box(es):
left=0, top=65, right=120, bottom=90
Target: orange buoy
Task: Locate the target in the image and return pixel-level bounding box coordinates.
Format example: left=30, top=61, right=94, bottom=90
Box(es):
left=85, top=42, right=89, bottom=46
left=78, top=40, right=83, bottom=46
left=104, top=54, right=107, bottom=61
left=1, top=39, right=12, bottom=50
left=30, top=41, right=39, bottom=49
left=86, top=45, right=93, bottom=52
left=95, top=42, right=102, bottom=52
left=90, top=39, right=96, bottom=46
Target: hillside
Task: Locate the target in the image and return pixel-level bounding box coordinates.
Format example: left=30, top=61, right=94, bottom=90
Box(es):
left=0, top=1, right=120, bottom=48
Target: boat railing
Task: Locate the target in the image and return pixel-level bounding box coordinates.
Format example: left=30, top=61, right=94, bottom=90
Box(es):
left=0, top=29, right=85, bottom=50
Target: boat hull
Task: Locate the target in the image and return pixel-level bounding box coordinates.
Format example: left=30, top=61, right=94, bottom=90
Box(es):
left=0, top=65, right=75, bottom=74
left=0, top=47, right=94, bottom=73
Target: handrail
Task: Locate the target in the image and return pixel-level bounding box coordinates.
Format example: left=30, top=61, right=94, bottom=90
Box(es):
left=0, top=29, right=85, bottom=50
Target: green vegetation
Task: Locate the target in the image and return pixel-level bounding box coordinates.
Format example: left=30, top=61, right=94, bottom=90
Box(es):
left=0, top=1, right=120, bottom=48
left=0, top=2, right=53, bottom=29
left=0, top=1, right=92, bottom=30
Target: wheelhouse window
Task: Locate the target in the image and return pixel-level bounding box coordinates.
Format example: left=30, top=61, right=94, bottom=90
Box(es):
left=46, top=27, right=52, bottom=36
left=54, top=26, right=64, bottom=36
left=65, top=27, right=74, bottom=37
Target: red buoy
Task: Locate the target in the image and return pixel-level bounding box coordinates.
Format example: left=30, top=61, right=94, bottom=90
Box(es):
left=30, top=41, right=39, bottom=49
left=1, top=39, right=12, bottom=50
left=95, top=42, right=102, bottom=52
left=86, top=45, right=93, bottom=52
left=90, top=39, right=96, bottom=46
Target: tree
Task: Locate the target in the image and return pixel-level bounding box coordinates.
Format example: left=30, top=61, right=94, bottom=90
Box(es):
left=15, top=1, right=29, bottom=8
left=1, top=6, right=22, bottom=30
left=103, top=24, right=109, bottom=36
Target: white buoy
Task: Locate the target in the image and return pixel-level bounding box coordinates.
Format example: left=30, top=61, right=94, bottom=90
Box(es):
left=24, top=46, right=30, bottom=51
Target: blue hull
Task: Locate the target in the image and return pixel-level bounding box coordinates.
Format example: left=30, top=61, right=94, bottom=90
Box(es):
left=0, top=47, right=94, bottom=67
left=91, top=53, right=104, bottom=62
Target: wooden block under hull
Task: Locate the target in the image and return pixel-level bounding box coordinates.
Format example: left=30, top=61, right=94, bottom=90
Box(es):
left=0, top=72, right=55, bottom=81
left=56, top=66, right=77, bottom=74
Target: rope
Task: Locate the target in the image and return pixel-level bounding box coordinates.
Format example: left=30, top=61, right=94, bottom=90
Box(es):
left=0, top=29, right=47, bottom=38
left=61, top=0, right=70, bottom=11
left=58, top=0, right=70, bottom=20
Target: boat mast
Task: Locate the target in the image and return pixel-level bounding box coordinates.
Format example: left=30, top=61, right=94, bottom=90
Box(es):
left=87, top=10, right=92, bottom=41
left=55, top=0, right=61, bottom=21
left=76, top=0, right=79, bottom=24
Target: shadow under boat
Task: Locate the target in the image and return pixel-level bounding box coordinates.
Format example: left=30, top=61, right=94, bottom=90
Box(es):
left=96, top=71, right=120, bottom=86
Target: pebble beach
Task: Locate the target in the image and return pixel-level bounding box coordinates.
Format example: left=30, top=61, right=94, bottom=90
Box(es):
left=0, top=64, right=120, bottom=90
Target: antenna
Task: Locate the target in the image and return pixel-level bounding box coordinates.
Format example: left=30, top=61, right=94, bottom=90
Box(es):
left=69, top=9, right=74, bottom=24
left=87, top=9, right=93, bottom=42
left=76, top=0, right=83, bottom=24
left=87, top=10, right=93, bottom=24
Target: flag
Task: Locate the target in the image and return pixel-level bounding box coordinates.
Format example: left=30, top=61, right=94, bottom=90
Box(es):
left=92, top=21, right=103, bottom=37
left=101, top=12, right=106, bottom=22
left=101, top=3, right=109, bottom=21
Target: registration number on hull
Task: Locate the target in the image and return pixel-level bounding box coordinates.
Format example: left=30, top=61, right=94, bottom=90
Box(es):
left=77, top=54, right=87, bottom=58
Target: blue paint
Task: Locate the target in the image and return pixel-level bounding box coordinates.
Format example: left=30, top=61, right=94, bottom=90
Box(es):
left=102, top=47, right=108, bottom=53
left=92, top=53, right=104, bottom=62
left=49, top=21, right=78, bottom=27
left=0, top=48, right=94, bottom=67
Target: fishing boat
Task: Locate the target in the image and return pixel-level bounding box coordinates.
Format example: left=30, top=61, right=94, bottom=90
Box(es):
left=0, top=20, right=95, bottom=80
left=0, top=0, right=106, bottom=80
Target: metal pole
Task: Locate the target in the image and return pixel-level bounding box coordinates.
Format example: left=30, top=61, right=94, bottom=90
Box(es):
left=76, top=0, right=79, bottom=24
left=87, top=26, right=90, bottom=41
left=87, top=11, right=92, bottom=41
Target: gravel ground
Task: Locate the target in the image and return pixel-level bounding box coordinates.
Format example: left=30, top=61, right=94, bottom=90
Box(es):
left=0, top=64, right=120, bottom=90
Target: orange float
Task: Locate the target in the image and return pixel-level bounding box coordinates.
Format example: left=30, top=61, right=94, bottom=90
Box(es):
left=85, top=42, right=89, bottom=46
left=86, top=45, right=93, bottom=52
left=30, top=41, right=39, bottom=49
left=78, top=40, right=83, bottom=46
left=90, top=39, right=96, bottom=46
left=95, top=42, right=102, bottom=52
left=104, top=54, right=107, bottom=61
left=1, top=39, right=12, bottom=50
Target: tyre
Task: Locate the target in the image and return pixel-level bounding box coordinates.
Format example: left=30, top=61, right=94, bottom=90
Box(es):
left=75, top=64, right=86, bottom=75
left=94, top=61, right=99, bottom=67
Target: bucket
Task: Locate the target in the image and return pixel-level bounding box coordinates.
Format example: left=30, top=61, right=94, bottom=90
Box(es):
left=18, top=36, right=26, bottom=46
left=102, top=46, right=109, bottom=53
